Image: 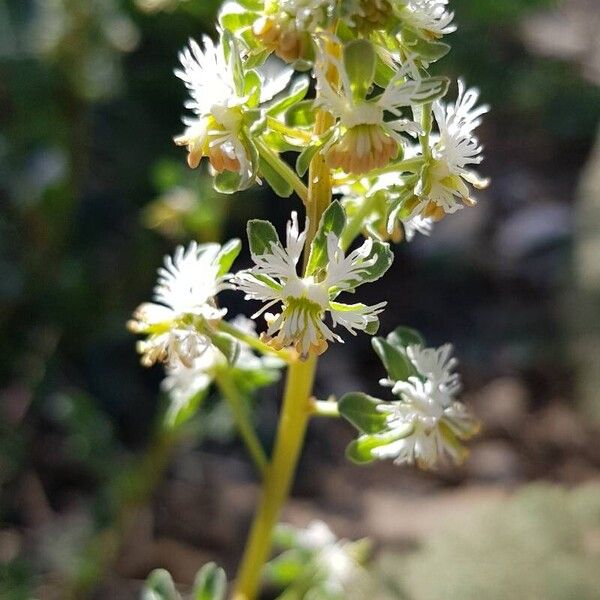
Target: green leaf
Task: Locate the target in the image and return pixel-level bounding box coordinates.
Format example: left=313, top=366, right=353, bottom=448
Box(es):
left=387, top=326, right=425, bottom=349
left=267, top=78, right=309, bottom=116
left=339, top=392, right=387, bottom=434
left=213, top=170, right=243, bottom=194
left=285, top=100, right=316, bottom=128
left=142, top=569, right=181, bottom=600
left=346, top=425, right=414, bottom=465
left=372, top=337, right=415, bottom=381
left=247, top=219, right=280, bottom=255
left=192, top=562, right=227, bottom=600
left=215, top=239, right=241, bottom=276
left=305, top=201, right=346, bottom=276
left=259, top=155, right=293, bottom=197
left=344, top=39, right=376, bottom=100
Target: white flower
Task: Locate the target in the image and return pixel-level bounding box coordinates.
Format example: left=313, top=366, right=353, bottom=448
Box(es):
left=315, top=53, right=445, bottom=174
left=296, top=520, right=338, bottom=551
left=293, top=520, right=361, bottom=595
left=174, top=36, right=292, bottom=182
left=318, top=542, right=359, bottom=595
left=161, top=345, right=220, bottom=419
left=416, top=80, right=489, bottom=216
left=235, top=212, right=387, bottom=357
left=160, top=314, right=280, bottom=421
left=128, top=242, right=231, bottom=367
left=376, top=343, right=478, bottom=468
left=401, top=0, right=456, bottom=38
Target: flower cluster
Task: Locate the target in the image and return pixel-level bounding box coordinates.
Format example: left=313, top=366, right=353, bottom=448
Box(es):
left=174, top=33, right=293, bottom=190
left=376, top=343, right=479, bottom=468
left=340, top=328, right=479, bottom=469
left=270, top=520, right=366, bottom=598
left=128, top=241, right=235, bottom=367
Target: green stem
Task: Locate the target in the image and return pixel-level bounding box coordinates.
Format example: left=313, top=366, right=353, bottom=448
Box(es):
left=419, top=102, right=433, bottom=161
left=215, top=370, right=268, bottom=477
left=255, top=137, right=309, bottom=204
left=231, top=355, right=317, bottom=600
left=232, top=34, right=339, bottom=600
left=217, top=320, right=291, bottom=363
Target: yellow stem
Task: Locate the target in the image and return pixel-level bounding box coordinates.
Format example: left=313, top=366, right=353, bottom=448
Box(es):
left=231, top=35, right=340, bottom=600
left=231, top=355, right=317, bottom=600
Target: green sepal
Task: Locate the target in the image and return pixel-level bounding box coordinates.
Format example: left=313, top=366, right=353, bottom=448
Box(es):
left=244, top=47, right=271, bottom=70
left=353, top=240, right=394, bottom=285
left=215, top=238, right=242, bottom=276
left=374, top=55, right=396, bottom=89
left=244, top=70, right=262, bottom=108
left=371, top=336, right=415, bottom=381
left=295, top=130, right=333, bottom=177
left=346, top=425, right=414, bottom=465
left=285, top=100, right=316, bottom=128
left=209, top=331, right=241, bottom=365
left=339, top=392, right=388, bottom=434
left=247, top=219, right=280, bottom=255
left=295, top=143, right=320, bottom=177
left=230, top=362, right=282, bottom=394
left=142, top=568, right=181, bottom=600
left=410, top=76, right=450, bottom=104
left=221, top=30, right=245, bottom=97
left=261, top=131, right=303, bottom=153
left=219, top=10, right=256, bottom=33
left=305, top=201, right=346, bottom=276
left=166, top=387, right=209, bottom=431
left=401, top=26, right=451, bottom=62
left=344, top=39, right=376, bottom=101
left=387, top=326, right=425, bottom=349
left=231, top=0, right=262, bottom=10
left=267, top=78, right=310, bottom=116
left=259, top=155, right=293, bottom=197
left=192, top=562, right=227, bottom=600
left=213, top=170, right=243, bottom=194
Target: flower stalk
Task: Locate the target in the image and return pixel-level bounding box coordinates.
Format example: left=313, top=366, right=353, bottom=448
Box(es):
left=215, top=369, right=269, bottom=476
left=232, top=354, right=317, bottom=600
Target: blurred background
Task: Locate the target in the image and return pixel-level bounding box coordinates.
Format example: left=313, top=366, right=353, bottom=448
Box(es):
left=1, top=0, right=600, bottom=598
